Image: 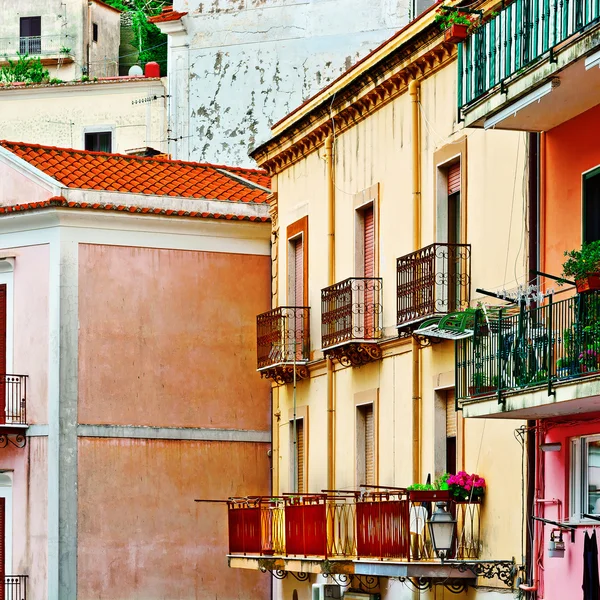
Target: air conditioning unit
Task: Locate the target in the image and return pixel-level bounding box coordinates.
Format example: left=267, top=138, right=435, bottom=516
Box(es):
left=312, top=583, right=342, bottom=600
left=343, top=593, right=380, bottom=600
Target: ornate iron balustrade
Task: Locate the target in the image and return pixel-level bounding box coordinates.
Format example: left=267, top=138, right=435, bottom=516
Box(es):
left=256, top=307, right=310, bottom=383
left=457, top=292, right=600, bottom=403
left=458, top=0, right=600, bottom=109
left=228, top=491, right=482, bottom=563
left=321, top=278, right=383, bottom=349
left=397, top=243, right=471, bottom=329
left=0, top=35, right=69, bottom=57
left=0, top=375, right=27, bottom=425
left=5, top=575, right=27, bottom=600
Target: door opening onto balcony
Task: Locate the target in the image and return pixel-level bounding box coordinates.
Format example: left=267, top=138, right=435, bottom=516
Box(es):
left=445, top=391, right=457, bottom=476
left=584, top=166, right=600, bottom=243
left=19, top=17, right=41, bottom=55
left=290, top=417, right=305, bottom=493
left=356, top=403, right=374, bottom=486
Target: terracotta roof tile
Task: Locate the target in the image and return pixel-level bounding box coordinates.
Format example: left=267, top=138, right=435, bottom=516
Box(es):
left=0, top=197, right=271, bottom=223
left=0, top=141, right=270, bottom=203
left=148, top=6, right=188, bottom=23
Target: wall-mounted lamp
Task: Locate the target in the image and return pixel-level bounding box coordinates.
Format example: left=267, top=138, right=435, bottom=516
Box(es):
left=540, top=442, right=562, bottom=452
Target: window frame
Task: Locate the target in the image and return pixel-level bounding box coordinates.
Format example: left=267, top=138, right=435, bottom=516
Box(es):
left=582, top=165, right=600, bottom=244
left=0, top=259, right=15, bottom=374
left=570, top=434, right=600, bottom=521
left=83, top=126, right=115, bottom=153
left=288, top=405, right=308, bottom=494
left=286, top=217, right=308, bottom=307
left=353, top=184, right=379, bottom=278
left=354, top=389, right=378, bottom=487
left=92, top=22, right=99, bottom=43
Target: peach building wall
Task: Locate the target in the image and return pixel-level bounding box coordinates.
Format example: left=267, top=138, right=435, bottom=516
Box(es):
left=77, top=244, right=272, bottom=430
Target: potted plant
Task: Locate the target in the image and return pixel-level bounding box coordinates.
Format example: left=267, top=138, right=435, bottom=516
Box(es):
left=434, top=10, right=475, bottom=43
left=579, top=348, right=599, bottom=372
left=557, top=356, right=577, bottom=379
left=468, top=371, right=495, bottom=397
left=447, top=471, right=486, bottom=503
left=561, top=241, right=600, bottom=293
left=408, top=476, right=451, bottom=502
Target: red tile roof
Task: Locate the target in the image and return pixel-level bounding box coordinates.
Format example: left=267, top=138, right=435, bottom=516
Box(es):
left=0, top=197, right=270, bottom=222
left=148, top=6, right=188, bottom=23
left=0, top=141, right=270, bottom=203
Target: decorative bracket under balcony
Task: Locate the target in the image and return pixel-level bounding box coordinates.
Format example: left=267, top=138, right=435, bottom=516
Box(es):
left=0, top=430, right=26, bottom=449
left=260, top=364, right=310, bottom=385
left=324, top=342, right=382, bottom=367
left=444, top=559, right=517, bottom=588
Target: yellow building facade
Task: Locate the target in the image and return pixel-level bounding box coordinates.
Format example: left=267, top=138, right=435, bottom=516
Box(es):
left=228, top=3, right=533, bottom=599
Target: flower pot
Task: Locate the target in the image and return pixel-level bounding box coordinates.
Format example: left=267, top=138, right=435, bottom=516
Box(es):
left=576, top=274, right=600, bottom=293
left=468, top=385, right=496, bottom=398
left=453, top=496, right=484, bottom=504
left=409, top=489, right=450, bottom=502
left=444, top=24, right=469, bottom=43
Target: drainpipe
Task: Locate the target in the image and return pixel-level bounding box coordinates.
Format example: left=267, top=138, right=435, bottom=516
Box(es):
left=325, top=134, right=336, bottom=491
left=409, top=79, right=422, bottom=487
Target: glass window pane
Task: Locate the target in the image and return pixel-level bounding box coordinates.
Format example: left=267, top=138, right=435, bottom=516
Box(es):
left=587, top=440, right=600, bottom=514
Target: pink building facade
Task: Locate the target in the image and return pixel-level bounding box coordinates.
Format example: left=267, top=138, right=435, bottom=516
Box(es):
left=0, top=142, right=273, bottom=599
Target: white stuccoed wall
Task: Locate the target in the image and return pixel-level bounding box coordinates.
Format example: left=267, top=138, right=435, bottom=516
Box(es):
left=165, top=0, right=429, bottom=167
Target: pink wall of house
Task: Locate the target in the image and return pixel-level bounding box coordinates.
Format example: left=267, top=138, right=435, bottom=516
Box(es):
left=77, top=438, right=271, bottom=600
left=10, top=244, right=50, bottom=425
left=0, top=163, right=53, bottom=207
left=77, top=244, right=271, bottom=430
left=541, top=414, right=600, bottom=600
left=543, top=104, right=600, bottom=279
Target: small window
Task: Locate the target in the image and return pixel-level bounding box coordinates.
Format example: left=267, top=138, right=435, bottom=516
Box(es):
left=356, top=403, right=375, bottom=486
left=85, top=132, right=112, bottom=153
left=445, top=390, right=457, bottom=476
left=570, top=435, right=600, bottom=519
left=584, top=168, right=600, bottom=243
left=290, top=418, right=305, bottom=493
left=93, top=23, right=99, bottom=43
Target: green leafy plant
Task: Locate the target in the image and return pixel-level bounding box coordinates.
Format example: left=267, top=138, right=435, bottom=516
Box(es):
left=60, top=46, right=71, bottom=55
left=0, top=54, right=49, bottom=84
left=407, top=482, right=436, bottom=491
left=49, top=77, right=63, bottom=84
left=81, top=75, right=90, bottom=83
left=471, top=371, right=487, bottom=387
left=561, top=241, right=600, bottom=283
left=434, top=9, right=475, bottom=31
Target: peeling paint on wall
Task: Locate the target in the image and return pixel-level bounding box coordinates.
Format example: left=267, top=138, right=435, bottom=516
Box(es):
left=169, top=0, right=421, bottom=166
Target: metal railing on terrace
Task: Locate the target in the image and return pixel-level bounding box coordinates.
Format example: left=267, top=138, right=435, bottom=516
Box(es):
left=256, top=307, right=310, bottom=369
left=457, top=292, right=600, bottom=402
left=5, top=575, right=27, bottom=600
left=227, top=491, right=480, bottom=562
left=0, top=375, right=27, bottom=425
left=321, top=278, right=383, bottom=349
left=0, top=35, right=69, bottom=57
left=397, top=243, right=471, bottom=329
left=458, top=0, right=600, bottom=109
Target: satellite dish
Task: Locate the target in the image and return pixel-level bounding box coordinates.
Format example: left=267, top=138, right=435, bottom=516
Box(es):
left=128, top=65, right=143, bottom=77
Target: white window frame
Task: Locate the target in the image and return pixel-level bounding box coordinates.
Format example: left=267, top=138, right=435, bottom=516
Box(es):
left=0, top=473, right=14, bottom=574
left=82, top=126, right=115, bottom=153
left=0, top=259, right=15, bottom=373
left=570, top=434, right=600, bottom=521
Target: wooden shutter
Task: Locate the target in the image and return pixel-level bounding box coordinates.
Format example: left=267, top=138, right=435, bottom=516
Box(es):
left=296, top=419, right=304, bottom=493
left=0, top=497, right=5, bottom=599
left=294, top=237, right=304, bottom=307
left=363, top=206, right=374, bottom=278
left=364, top=405, right=374, bottom=485
left=446, top=391, right=457, bottom=438
left=448, top=163, right=461, bottom=195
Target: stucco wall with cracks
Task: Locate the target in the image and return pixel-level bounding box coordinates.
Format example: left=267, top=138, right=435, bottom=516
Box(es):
left=168, top=0, right=427, bottom=167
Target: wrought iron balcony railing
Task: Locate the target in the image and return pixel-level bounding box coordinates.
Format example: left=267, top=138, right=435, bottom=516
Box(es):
left=227, top=491, right=481, bottom=562
left=5, top=575, right=27, bottom=600
left=0, top=35, right=72, bottom=57
left=0, top=375, right=27, bottom=425
left=397, top=243, right=471, bottom=329
left=321, top=278, right=383, bottom=349
left=458, top=0, right=600, bottom=109
left=457, top=292, right=600, bottom=403
left=257, top=307, right=310, bottom=369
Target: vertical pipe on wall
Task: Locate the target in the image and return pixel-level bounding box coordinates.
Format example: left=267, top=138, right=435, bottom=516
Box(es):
left=325, top=134, right=336, bottom=491
left=409, top=79, right=422, bottom=488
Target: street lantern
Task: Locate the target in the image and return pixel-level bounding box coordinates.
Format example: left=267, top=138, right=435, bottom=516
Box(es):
left=428, top=501, right=457, bottom=561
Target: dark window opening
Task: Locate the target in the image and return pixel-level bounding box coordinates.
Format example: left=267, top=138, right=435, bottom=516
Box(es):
left=446, top=391, right=457, bottom=475
left=584, top=168, right=600, bottom=244
left=85, top=132, right=112, bottom=153
left=93, top=23, right=98, bottom=43
left=20, top=16, right=41, bottom=54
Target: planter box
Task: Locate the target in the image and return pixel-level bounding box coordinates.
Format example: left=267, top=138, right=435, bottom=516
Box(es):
left=576, top=274, right=600, bottom=293
left=468, top=385, right=496, bottom=398
left=409, top=489, right=450, bottom=502
left=444, top=24, right=469, bottom=43
left=454, top=497, right=483, bottom=504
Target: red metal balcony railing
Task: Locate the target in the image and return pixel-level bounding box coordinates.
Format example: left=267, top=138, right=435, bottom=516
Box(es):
left=5, top=575, right=27, bottom=600
left=257, top=307, right=310, bottom=369
left=0, top=375, right=27, bottom=425
left=227, top=491, right=482, bottom=562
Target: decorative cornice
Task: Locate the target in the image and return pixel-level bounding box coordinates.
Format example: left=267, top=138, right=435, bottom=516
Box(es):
left=252, top=32, right=457, bottom=176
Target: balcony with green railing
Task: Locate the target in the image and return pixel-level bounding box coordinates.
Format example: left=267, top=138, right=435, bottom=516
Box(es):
left=458, top=0, right=600, bottom=130
left=456, top=291, right=600, bottom=418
